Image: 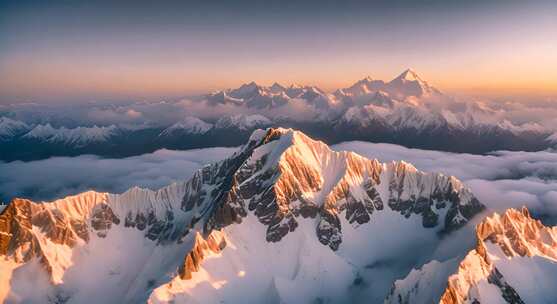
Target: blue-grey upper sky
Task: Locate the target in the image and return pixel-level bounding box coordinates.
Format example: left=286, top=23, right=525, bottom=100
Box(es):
left=1, top=0, right=556, bottom=103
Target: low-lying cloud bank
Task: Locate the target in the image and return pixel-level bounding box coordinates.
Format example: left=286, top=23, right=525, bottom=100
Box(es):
left=334, top=142, right=557, bottom=220
left=2, top=141, right=557, bottom=223
left=0, top=147, right=236, bottom=203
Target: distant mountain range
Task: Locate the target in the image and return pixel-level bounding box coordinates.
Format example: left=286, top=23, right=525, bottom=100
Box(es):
left=1, top=69, right=555, bottom=161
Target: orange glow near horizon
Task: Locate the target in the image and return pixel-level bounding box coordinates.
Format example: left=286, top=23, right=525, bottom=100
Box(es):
left=1, top=1, right=556, bottom=103
left=3, top=55, right=556, bottom=103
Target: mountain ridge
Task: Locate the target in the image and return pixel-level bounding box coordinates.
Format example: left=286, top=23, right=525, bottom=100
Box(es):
left=1, top=69, right=553, bottom=160
left=0, top=128, right=485, bottom=303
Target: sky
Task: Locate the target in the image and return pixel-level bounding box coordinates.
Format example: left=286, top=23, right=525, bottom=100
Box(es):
left=0, top=0, right=556, bottom=104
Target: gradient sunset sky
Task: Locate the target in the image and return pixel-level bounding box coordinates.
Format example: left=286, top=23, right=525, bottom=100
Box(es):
left=1, top=0, right=556, bottom=104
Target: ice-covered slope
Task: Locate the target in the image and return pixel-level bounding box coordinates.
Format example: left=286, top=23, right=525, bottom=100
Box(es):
left=0, top=128, right=485, bottom=303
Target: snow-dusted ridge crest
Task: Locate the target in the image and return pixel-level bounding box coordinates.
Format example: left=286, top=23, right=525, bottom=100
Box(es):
left=0, top=128, right=484, bottom=303
left=22, top=123, right=119, bottom=146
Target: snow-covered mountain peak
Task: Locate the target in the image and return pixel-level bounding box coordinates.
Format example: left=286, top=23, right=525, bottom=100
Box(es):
left=159, top=116, right=212, bottom=137
left=339, top=105, right=389, bottom=128
left=24, top=122, right=56, bottom=137
left=146, top=128, right=484, bottom=302
left=215, top=114, right=272, bottom=130
left=270, top=82, right=286, bottom=93
left=341, top=77, right=386, bottom=97
left=335, top=70, right=442, bottom=103
left=387, top=68, right=441, bottom=98
left=229, top=81, right=263, bottom=98
left=23, top=124, right=119, bottom=147
left=388, top=105, right=448, bottom=131
left=0, top=128, right=485, bottom=303
left=232, top=128, right=483, bottom=246
left=393, top=68, right=422, bottom=82
left=206, top=90, right=244, bottom=106
left=0, top=116, right=30, bottom=140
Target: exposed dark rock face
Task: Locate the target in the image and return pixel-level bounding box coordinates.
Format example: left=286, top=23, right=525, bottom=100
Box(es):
left=317, top=209, right=342, bottom=250
left=124, top=212, right=147, bottom=230
left=91, top=203, right=120, bottom=237
left=387, top=162, right=484, bottom=231
left=487, top=268, right=525, bottom=304
left=0, top=198, right=96, bottom=280
left=0, top=199, right=40, bottom=260
left=145, top=210, right=179, bottom=242
left=0, top=199, right=89, bottom=261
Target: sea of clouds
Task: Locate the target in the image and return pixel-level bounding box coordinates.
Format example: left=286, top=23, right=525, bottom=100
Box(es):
left=0, top=147, right=237, bottom=203
left=2, top=141, right=557, bottom=224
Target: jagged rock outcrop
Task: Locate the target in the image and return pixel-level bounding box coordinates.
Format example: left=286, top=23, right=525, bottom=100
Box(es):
left=0, top=194, right=106, bottom=263
left=178, top=231, right=226, bottom=280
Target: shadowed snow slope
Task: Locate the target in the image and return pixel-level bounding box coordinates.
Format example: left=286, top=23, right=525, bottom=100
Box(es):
left=0, top=128, right=484, bottom=303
